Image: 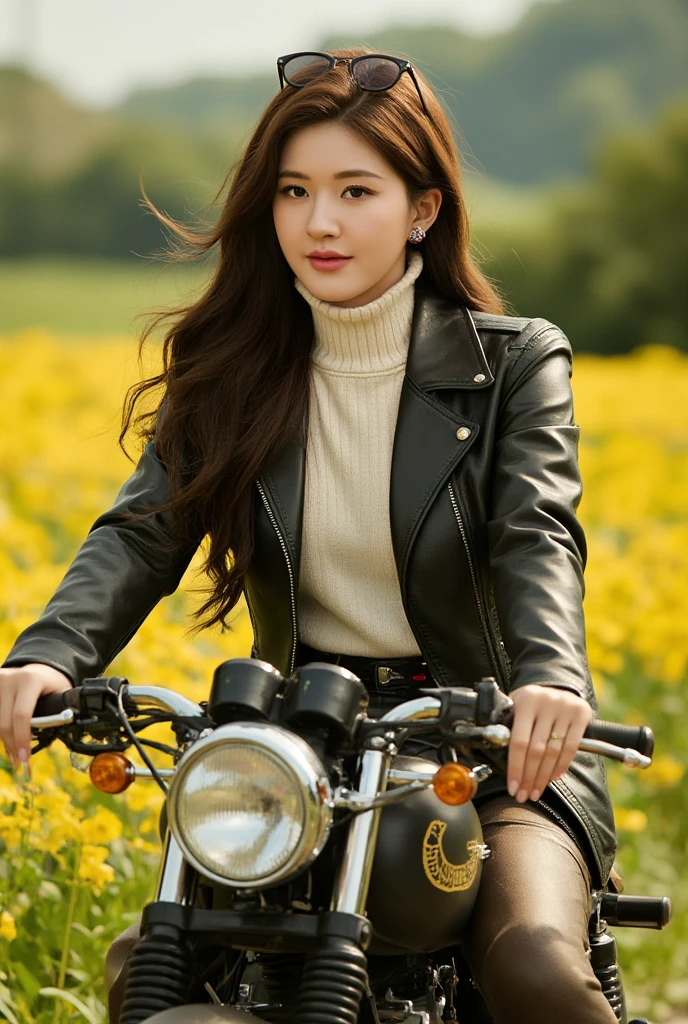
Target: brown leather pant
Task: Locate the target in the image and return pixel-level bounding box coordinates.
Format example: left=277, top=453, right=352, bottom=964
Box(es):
left=457, top=795, right=618, bottom=1023
left=105, top=795, right=618, bottom=1024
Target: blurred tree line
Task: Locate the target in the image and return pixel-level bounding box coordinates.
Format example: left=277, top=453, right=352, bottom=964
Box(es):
left=483, top=97, right=688, bottom=353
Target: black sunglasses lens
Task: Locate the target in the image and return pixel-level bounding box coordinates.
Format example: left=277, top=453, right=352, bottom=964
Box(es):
left=283, top=54, right=331, bottom=86
left=353, top=57, right=401, bottom=90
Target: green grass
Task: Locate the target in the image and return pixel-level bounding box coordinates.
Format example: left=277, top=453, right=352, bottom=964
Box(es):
left=0, top=257, right=211, bottom=336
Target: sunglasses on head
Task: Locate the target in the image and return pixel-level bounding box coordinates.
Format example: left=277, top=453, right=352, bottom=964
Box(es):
left=276, top=51, right=433, bottom=122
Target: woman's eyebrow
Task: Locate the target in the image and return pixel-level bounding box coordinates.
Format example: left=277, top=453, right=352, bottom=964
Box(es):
left=277, top=169, right=385, bottom=180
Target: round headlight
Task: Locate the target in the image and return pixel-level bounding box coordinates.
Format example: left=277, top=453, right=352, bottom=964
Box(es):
left=167, top=722, right=332, bottom=888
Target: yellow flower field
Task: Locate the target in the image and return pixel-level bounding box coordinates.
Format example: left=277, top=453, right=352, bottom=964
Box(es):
left=0, top=331, right=686, bottom=1022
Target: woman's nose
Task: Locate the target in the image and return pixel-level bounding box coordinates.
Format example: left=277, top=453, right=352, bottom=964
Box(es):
left=307, top=199, right=341, bottom=239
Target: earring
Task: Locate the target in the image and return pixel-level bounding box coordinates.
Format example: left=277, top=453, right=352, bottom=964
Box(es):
left=408, top=225, right=426, bottom=244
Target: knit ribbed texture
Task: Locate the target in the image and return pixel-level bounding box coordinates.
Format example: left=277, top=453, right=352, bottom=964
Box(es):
left=294, top=250, right=424, bottom=656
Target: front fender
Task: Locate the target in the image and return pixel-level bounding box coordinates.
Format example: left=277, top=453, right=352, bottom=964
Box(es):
left=146, top=1008, right=267, bottom=1023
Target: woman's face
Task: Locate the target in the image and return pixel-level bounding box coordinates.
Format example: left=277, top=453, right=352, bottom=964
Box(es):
left=273, top=122, right=440, bottom=308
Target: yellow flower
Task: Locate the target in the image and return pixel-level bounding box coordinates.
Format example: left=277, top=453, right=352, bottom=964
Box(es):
left=131, top=836, right=161, bottom=855
left=78, top=844, right=115, bottom=888
left=57, top=808, right=86, bottom=844
left=34, top=790, right=72, bottom=815
left=0, top=910, right=17, bottom=942
left=43, top=828, right=68, bottom=857
left=615, top=808, right=648, bottom=832
left=140, top=811, right=163, bottom=837
left=125, top=782, right=165, bottom=814
left=640, top=755, right=685, bottom=789
left=79, top=807, right=124, bottom=845
left=0, top=768, right=18, bottom=803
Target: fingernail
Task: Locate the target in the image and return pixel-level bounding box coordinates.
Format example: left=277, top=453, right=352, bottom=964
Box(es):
left=516, top=789, right=527, bottom=803
left=530, top=789, right=540, bottom=802
left=17, top=748, right=31, bottom=781
left=508, top=779, right=518, bottom=797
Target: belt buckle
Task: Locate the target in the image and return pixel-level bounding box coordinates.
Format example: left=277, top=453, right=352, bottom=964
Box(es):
left=376, top=663, right=407, bottom=688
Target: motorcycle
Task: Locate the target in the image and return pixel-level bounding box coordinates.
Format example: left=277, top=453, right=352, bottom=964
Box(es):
left=30, top=658, right=671, bottom=1024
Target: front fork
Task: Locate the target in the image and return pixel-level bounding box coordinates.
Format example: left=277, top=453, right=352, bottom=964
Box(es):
left=331, top=741, right=393, bottom=913
left=118, top=832, right=196, bottom=1024
left=121, top=742, right=393, bottom=1024
left=156, top=829, right=195, bottom=904
left=291, top=738, right=395, bottom=1024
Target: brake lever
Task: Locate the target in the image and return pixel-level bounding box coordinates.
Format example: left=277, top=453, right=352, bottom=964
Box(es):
left=452, top=723, right=511, bottom=746
left=30, top=708, right=75, bottom=729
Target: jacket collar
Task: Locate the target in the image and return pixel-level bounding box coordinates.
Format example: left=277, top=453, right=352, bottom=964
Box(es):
left=406, top=276, right=494, bottom=391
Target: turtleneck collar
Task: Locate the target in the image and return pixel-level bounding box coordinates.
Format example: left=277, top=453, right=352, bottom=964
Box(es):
left=294, top=250, right=424, bottom=375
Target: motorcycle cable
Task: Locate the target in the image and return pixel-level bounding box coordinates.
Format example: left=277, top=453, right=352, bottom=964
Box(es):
left=115, top=684, right=169, bottom=795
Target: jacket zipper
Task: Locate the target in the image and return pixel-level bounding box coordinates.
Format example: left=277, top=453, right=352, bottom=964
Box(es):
left=447, top=480, right=505, bottom=689
left=255, top=478, right=298, bottom=676
left=244, top=590, right=260, bottom=658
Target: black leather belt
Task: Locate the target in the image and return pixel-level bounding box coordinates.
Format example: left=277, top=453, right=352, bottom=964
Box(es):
left=296, top=642, right=438, bottom=695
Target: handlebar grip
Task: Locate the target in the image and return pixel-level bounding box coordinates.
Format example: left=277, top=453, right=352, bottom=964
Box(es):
left=34, top=688, right=81, bottom=718
left=583, top=720, right=654, bottom=757
left=600, top=893, right=671, bottom=929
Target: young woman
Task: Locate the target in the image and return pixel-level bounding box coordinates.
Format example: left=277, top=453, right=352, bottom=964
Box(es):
left=1, top=48, right=618, bottom=1022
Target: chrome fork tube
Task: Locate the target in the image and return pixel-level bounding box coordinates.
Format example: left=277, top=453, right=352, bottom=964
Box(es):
left=330, top=747, right=393, bottom=915
left=156, top=830, right=193, bottom=904
left=331, top=699, right=441, bottom=915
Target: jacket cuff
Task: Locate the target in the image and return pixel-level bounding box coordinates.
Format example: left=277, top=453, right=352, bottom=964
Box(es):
left=2, top=641, right=80, bottom=686
left=508, top=678, right=586, bottom=699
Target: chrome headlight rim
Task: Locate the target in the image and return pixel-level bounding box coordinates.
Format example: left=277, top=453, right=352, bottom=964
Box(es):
left=167, top=721, right=332, bottom=889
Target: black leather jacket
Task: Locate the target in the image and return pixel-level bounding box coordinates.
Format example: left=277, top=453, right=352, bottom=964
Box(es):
left=3, top=274, right=616, bottom=888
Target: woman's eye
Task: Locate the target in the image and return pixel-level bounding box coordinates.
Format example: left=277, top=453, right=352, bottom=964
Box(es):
left=279, top=185, right=372, bottom=199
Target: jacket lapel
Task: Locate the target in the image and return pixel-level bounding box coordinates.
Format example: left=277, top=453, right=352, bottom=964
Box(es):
left=388, top=278, right=494, bottom=586
left=256, top=275, right=495, bottom=602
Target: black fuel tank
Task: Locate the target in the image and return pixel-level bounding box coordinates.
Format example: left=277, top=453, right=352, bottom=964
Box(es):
left=366, top=756, right=486, bottom=955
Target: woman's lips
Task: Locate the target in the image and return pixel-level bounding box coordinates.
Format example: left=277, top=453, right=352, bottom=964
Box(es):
left=308, top=255, right=352, bottom=271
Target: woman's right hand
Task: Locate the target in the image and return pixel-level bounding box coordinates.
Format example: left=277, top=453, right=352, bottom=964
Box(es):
left=0, top=664, right=73, bottom=769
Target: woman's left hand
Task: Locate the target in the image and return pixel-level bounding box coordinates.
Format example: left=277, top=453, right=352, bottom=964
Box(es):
left=506, top=684, right=593, bottom=803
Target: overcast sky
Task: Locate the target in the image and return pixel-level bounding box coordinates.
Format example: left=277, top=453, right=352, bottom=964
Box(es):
left=0, top=0, right=555, bottom=107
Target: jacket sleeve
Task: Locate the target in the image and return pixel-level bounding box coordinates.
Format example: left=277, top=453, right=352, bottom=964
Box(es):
left=486, top=322, right=593, bottom=701
left=1, top=440, right=201, bottom=685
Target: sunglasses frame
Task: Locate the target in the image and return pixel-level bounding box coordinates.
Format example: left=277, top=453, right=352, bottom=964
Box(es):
left=277, top=51, right=432, bottom=121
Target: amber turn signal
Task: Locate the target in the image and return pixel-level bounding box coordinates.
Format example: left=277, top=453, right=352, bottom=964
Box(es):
left=89, top=752, right=136, bottom=794
left=432, top=762, right=478, bottom=805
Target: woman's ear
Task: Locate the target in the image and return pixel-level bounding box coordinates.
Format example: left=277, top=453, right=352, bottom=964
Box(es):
left=412, top=188, right=442, bottom=233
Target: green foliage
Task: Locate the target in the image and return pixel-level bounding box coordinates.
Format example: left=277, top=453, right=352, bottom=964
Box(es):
left=0, top=122, right=230, bottom=260
left=478, top=96, right=688, bottom=352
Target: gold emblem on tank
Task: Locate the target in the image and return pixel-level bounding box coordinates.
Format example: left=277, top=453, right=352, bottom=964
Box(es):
left=422, top=819, right=482, bottom=893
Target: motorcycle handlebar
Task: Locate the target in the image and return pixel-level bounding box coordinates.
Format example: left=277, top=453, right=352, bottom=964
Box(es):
left=32, top=683, right=655, bottom=759
left=583, top=719, right=654, bottom=758
left=34, top=689, right=80, bottom=717
left=599, top=893, right=671, bottom=929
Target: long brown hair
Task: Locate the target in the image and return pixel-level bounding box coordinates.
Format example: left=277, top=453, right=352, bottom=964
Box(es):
left=121, top=45, right=506, bottom=634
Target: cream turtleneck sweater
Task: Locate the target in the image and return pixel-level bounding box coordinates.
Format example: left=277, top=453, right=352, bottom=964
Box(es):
left=293, top=249, right=424, bottom=657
